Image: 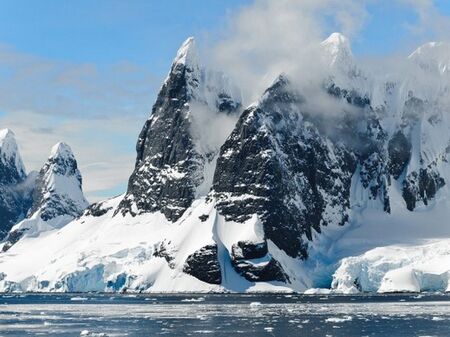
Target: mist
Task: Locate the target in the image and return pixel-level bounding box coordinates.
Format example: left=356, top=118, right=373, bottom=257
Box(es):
left=204, top=0, right=450, bottom=110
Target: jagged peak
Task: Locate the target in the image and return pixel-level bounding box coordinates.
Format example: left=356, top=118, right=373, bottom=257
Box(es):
left=173, top=36, right=198, bottom=67
left=409, top=41, right=450, bottom=73
left=263, top=73, right=290, bottom=93
left=28, top=141, right=88, bottom=221
left=322, top=32, right=350, bottom=47
left=0, top=128, right=26, bottom=179
left=321, top=32, right=353, bottom=66
left=0, top=128, right=19, bottom=155
left=50, top=142, right=75, bottom=160
left=259, top=73, right=302, bottom=106
left=0, top=128, right=14, bottom=141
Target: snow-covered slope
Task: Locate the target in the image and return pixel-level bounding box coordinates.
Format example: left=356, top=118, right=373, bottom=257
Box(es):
left=1, top=35, right=450, bottom=293
left=1, top=142, right=88, bottom=252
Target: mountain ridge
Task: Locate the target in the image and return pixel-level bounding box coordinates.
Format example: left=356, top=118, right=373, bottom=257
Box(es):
left=1, top=33, right=450, bottom=293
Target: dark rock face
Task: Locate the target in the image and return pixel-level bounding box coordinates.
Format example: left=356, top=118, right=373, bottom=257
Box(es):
left=1, top=228, right=26, bottom=252
left=0, top=131, right=34, bottom=240
left=231, top=241, right=268, bottom=260
left=117, top=71, right=202, bottom=221
left=388, top=131, right=411, bottom=179
left=403, top=167, right=445, bottom=211
left=84, top=201, right=113, bottom=217
left=212, top=76, right=356, bottom=259
left=117, top=38, right=240, bottom=222
left=183, top=244, right=221, bottom=284
left=153, top=241, right=176, bottom=269
left=327, top=83, right=371, bottom=108
left=233, top=258, right=288, bottom=283
left=395, top=95, right=446, bottom=211
left=0, top=187, right=31, bottom=239
left=231, top=241, right=288, bottom=282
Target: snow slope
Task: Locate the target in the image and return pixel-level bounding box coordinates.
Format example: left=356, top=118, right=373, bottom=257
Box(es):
left=0, top=196, right=293, bottom=293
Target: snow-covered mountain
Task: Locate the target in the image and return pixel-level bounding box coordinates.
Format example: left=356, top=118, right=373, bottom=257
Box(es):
left=1, top=34, right=450, bottom=293
left=1, top=142, right=88, bottom=252
left=0, top=129, right=35, bottom=239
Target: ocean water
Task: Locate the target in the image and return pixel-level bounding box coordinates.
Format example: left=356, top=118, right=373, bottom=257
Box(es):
left=0, top=293, right=450, bottom=336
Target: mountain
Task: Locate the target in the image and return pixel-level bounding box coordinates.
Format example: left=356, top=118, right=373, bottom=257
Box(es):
left=117, top=37, right=241, bottom=221
left=1, top=142, right=88, bottom=252
left=1, top=35, right=450, bottom=293
left=0, top=129, right=35, bottom=239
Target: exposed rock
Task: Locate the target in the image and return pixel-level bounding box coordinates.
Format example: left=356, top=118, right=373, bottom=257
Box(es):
left=0, top=129, right=34, bottom=239
left=84, top=201, right=113, bottom=217
left=153, top=241, right=176, bottom=269
left=117, top=37, right=240, bottom=222
left=212, top=75, right=356, bottom=259
left=183, top=244, right=221, bottom=284
left=388, top=131, right=412, bottom=179
left=1, top=228, right=26, bottom=252
left=232, top=258, right=288, bottom=283
left=231, top=241, right=267, bottom=260
left=403, top=167, right=445, bottom=211
left=230, top=240, right=288, bottom=282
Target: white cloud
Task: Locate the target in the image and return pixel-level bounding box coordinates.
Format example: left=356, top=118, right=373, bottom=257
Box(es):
left=399, top=0, right=450, bottom=41
left=208, top=0, right=450, bottom=105
left=209, top=0, right=369, bottom=104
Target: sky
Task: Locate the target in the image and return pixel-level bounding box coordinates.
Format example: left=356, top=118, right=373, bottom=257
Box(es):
left=0, top=0, right=449, bottom=201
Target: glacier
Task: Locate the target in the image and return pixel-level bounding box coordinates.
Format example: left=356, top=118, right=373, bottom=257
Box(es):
left=1, top=33, right=450, bottom=294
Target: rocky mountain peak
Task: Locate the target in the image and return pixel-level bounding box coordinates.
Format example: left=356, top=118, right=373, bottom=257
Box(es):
left=117, top=37, right=241, bottom=221
left=50, top=142, right=74, bottom=159
left=29, top=142, right=88, bottom=221
left=0, top=129, right=26, bottom=185
left=321, top=32, right=353, bottom=66
left=0, top=129, right=33, bottom=241
left=173, top=36, right=198, bottom=67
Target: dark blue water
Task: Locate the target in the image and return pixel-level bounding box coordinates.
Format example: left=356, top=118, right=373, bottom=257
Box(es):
left=1, top=293, right=450, bottom=336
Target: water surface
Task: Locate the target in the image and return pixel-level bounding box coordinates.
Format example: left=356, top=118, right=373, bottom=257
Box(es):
left=1, top=293, right=449, bottom=336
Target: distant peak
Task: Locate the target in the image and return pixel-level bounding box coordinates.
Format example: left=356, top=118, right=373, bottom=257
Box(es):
left=322, top=32, right=350, bottom=47
left=410, top=41, right=449, bottom=56
left=0, top=128, right=26, bottom=181
left=270, top=73, right=290, bottom=87
left=173, top=37, right=198, bottom=67
left=321, top=32, right=354, bottom=70
left=0, top=128, right=15, bottom=143
left=409, top=41, right=450, bottom=73
left=50, top=142, right=74, bottom=159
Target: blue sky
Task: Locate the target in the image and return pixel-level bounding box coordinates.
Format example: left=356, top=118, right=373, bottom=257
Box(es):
left=0, top=1, right=251, bottom=77
left=0, top=0, right=449, bottom=201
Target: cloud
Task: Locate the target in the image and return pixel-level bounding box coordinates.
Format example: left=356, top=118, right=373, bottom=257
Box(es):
left=208, top=0, right=450, bottom=105
left=400, top=0, right=450, bottom=42
left=209, top=0, right=370, bottom=104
